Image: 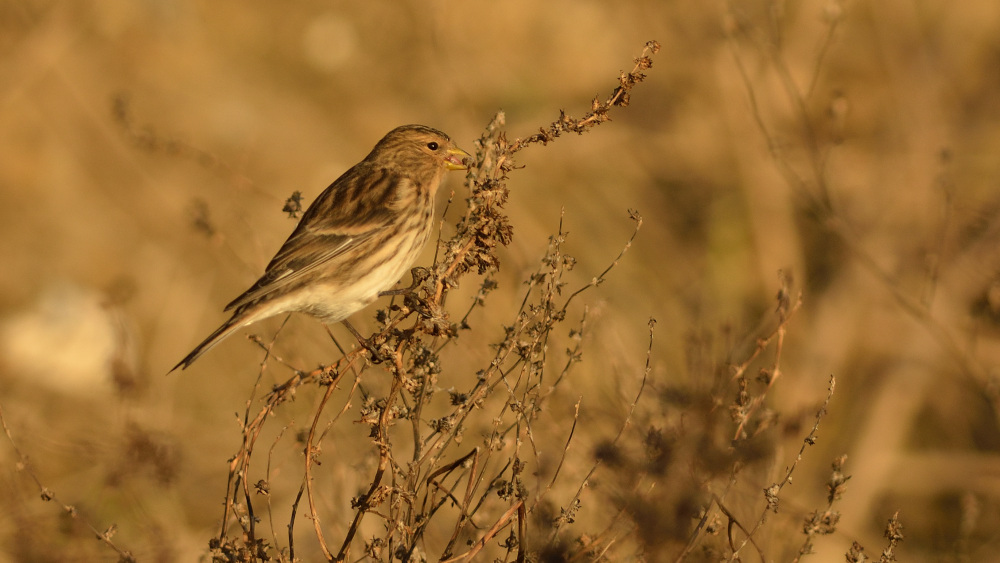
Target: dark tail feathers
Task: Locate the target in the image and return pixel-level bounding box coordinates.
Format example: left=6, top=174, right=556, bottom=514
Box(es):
left=170, top=315, right=244, bottom=372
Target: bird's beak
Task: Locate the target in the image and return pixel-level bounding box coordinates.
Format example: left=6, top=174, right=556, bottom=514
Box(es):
left=444, top=147, right=471, bottom=171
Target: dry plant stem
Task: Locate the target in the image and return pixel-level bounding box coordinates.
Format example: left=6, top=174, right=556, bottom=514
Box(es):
left=451, top=275, right=499, bottom=337
left=536, top=308, right=588, bottom=403
left=418, top=223, right=568, bottom=469
left=425, top=214, right=638, bottom=548
left=674, top=468, right=741, bottom=563
left=221, top=352, right=362, bottom=553
left=413, top=448, right=479, bottom=542
left=221, top=365, right=304, bottom=532
left=288, top=482, right=308, bottom=561
left=335, top=343, right=408, bottom=562
left=724, top=2, right=832, bottom=207
left=476, top=212, right=639, bottom=476
left=562, top=210, right=643, bottom=312
left=550, top=318, right=656, bottom=546
left=792, top=454, right=851, bottom=562
left=263, top=423, right=291, bottom=557
left=442, top=461, right=514, bottom=558
left=571, top=509, right=633, bottom=562
left=410, top=209, right=637, bottom=557
left=804, top=3, right=842, bottom=100
left=729, top=375, right=837, bottom=561
left=922, top=160, right=959, bottom=308
left=0, top=402, right=136, bottom=562
left=291, top=363, right=362, bottom=560
left=433, top=238, right=477, bottom=303
left=506, top=40, right=661, bottom=153
left=570, top=474, right=658, bottom=561
left=731, top=290, right=803, bottom=441
left=713, top=495, right=766, bottom=561
left=409, top=361, right=433, bottom=464
left=728, top=286, right=800, bottom=381
left=439, top=500, right=525, bottom=563
left=451, top=450, right=483, bottom=538
left=517, top=501, right=528, bottom=562
left=879, top=511, right=904, bottom=562
left=531, top=398, right=581, bottom=513
left=770, top=34, right=826, bottom=202
left=304, top=370, right=348, bottom=561
left=228, top=320, right=289, bottom=545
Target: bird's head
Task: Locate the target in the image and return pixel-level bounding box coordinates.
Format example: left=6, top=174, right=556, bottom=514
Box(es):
left=371, top=124, right=470, bottom=174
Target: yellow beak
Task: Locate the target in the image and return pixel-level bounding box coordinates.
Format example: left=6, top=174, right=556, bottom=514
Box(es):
left=444, top=147, right=471, bottom=170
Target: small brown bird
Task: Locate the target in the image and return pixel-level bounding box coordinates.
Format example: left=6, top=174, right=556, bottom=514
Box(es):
left=172, top=125, right=469, bottom=370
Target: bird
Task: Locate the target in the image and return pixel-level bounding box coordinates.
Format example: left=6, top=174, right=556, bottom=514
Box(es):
left=172, top=124, right=470, bottom=371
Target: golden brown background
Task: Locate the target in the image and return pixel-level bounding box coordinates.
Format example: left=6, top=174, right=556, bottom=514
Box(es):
left=2, top=1, right=1000, bottom=560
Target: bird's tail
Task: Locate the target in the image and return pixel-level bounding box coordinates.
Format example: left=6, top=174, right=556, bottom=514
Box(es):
left=170, top=315, right=246, bottom=372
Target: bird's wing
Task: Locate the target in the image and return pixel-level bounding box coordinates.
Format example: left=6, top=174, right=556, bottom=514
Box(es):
left=224, top=164, right=405, bottom=312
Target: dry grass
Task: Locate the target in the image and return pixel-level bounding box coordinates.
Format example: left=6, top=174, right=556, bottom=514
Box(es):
left=2, top=1, right=1000, bottom=561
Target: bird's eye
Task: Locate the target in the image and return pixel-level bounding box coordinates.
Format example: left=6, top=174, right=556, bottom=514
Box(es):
left=427, top=141, right=439, bottom=150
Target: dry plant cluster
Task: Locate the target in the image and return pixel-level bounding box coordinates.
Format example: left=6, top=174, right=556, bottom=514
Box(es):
left=192, top=39, right=894, bottom=562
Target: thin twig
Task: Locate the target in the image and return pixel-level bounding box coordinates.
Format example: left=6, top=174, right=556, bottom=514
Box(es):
left=729, top=375, right=837, bottom=560
left=0, top=402, right=136, bottom=561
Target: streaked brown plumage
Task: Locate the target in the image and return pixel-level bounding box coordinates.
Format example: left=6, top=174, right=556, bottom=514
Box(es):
left=172, top=125, right=469, bottom=371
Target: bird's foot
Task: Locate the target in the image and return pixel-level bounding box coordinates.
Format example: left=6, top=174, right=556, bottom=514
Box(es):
left=341, top=320, right=390, bottom=363
left=379, top=267, right=430, bottom=299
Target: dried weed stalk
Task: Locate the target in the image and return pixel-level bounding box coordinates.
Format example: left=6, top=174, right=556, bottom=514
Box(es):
left=0, top=403, right=136, bottom=562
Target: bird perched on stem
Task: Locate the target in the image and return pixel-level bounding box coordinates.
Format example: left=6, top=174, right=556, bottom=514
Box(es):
left=172, top=124, right=470, bottom=371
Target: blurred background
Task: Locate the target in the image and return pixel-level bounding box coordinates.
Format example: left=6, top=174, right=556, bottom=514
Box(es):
left=2, top=0, right=1000, bottom=560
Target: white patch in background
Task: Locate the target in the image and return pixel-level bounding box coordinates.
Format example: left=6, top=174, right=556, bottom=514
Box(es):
left=0, top=282, right=124, bottom=394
